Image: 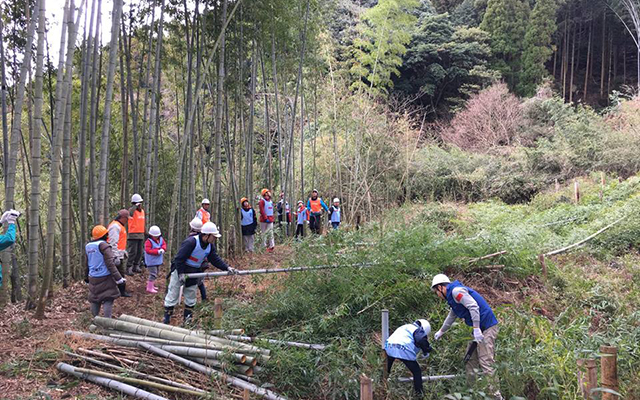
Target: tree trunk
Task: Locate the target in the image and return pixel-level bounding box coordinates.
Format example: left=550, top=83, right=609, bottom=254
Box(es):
left=96, top=0, right=123, bottom=224
left=213, top=0, right=228, bottom=224
left=601, top=11, right=607, bottom=98
left=119, top=21, right=130, bottom=207
left=35, top=0, right=83, bottom=319
left=0, top=15, right=9, bottom=185
left=246, top=41, right=256, bottom=199
left=583, top=15, right=592, bottom=100
left=89, top=0, right=103, bottom=220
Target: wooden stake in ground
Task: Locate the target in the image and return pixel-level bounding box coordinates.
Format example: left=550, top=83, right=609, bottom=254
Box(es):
left=360, top=374, right=373, bottom=400
left=574, top=179, right=580, bottom=204
left=577, top=358, right=598, bottom=399
left=381, top=309, right=389, bottom=381
left=600, top=346, right=619, bottom=400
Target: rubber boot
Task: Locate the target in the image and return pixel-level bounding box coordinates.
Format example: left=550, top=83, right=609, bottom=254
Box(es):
left=118, top=282, right=132, bottom=297
left=183, top=306, right=194, bottom=327
left=126, top=265, right=134, bottom=276
left=198, top=282, right=207, bottom=302
left=163, top=307, right=174, bottom=324
left=146, top=281, right=158, bottom=294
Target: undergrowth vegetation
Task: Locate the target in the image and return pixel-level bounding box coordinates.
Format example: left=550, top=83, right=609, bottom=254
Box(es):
left=202, top=177, right=640, bottom=399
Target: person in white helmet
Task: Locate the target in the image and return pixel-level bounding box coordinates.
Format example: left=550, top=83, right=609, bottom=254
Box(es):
left=144, top=225, right=166, bottom=294
left=385, top=319, right=432, bottom=396
left=328, top=198, right=341, bottom=230
left=163, top=221, right=238, bottom=325
left=195, top=199, right=211, bottom=224
left=127, top=194, right=146, bottom=275
left=187, top=217, right=209, bottom=301
left=431, top=274, right=503, bottom=400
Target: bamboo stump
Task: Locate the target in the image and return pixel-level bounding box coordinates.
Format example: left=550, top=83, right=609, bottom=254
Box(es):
left=538, top=254, right=548, bottom=280
left=214, top=298, right=223, bottom=329
left=577, top=359, right=597, bottom=399
left=574, top=179, right=580, bottom=204
left=381, top=309, right=389, bottom=381
left=360, top=374, right=373, bottom=400
left=600, top=346, right=619, bottom=400
left=243, top=388, right=251, bottom=400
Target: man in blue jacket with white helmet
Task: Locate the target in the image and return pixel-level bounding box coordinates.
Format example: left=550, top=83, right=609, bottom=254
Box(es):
left=431, top=274, right=503, bottom=400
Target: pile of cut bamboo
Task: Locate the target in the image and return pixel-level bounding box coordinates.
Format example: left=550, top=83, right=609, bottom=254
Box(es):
left=59, top=314, right=327, bottom=400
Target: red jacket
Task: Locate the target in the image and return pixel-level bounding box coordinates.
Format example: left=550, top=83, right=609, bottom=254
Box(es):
left=145, top=236, right=167, bottom=255
left=259, top=198, right=275, bottom=223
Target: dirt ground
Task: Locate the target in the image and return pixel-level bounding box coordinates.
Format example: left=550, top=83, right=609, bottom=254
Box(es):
left=0, top=246, right=292, bottom=399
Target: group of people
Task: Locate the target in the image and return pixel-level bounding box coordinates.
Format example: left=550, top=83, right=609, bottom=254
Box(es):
left=239, top=188, right=342, bottom=253
left=385, top=274, right=502, bottom=399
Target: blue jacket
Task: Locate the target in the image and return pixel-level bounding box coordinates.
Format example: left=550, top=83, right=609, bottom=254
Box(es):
left=174, top=234, right=230, bottom=275
left=446, top=280, right=498, bottom=331
left=0, top=224, right=16, bottom=287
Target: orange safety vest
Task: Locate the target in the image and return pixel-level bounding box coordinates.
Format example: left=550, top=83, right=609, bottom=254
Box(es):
left=197, top=208, right=210, bottom=224
left=309, top=198, right=323, bottom=213
left=129, top=209, right=145, bottom=234
left=108, top=220, right=127, bottom=250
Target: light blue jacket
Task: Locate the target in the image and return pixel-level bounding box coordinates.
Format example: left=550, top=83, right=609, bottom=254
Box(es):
left=0, top=224, right=17, bottom=287
left=385, top=323, right=420, bottom=361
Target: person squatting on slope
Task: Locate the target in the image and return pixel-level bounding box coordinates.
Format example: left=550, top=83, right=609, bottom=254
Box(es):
left=431, top=274, right=503, bottom=400
left=127, top=194, right=146, bottom=275
left=0, top=210, right=20, bottom=287
left=328, top=198, right=341, bottom=230
left=259, top=189, right=275, bottom=252
left=144, top=225, right=166, bottom=294
left=85, top=225, right=126, bottom=318
left=163, top=222, right=238, bottom=325
left=240, top=198, right=258, bottom=252
left=385, top=319, right=433, bottom=396
left=307, top=189, right=329, bottom=234
left=107, top=209, right=132, bottom=297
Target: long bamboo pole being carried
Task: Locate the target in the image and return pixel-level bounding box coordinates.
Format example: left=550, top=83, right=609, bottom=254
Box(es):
left=184, top=262, right=377, bottom=279
left=57, top=362, right=169, bottom=400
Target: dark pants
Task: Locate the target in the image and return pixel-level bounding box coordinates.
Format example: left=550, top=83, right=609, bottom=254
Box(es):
left=331, top=222, right=340, bottom=230
left=127, top=239, right=144, bottom=269
left=295, top=224, right=304, bottom=238
left=387, top=356, right=423, bottom=395
left=309, top=213, right=322, bottom=234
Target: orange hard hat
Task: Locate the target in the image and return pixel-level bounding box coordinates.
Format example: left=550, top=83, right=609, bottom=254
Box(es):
left=261, top=188, right=270, bottom=196
left=240, top=197, right=248, bottom=205
left=91, top=225, right=108, bottom=240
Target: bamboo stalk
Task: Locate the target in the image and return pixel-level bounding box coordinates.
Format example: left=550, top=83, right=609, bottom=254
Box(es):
left=398, top=374, right=460, bottom=382
left=108, top=334, right=240, bottom=352
left=544, top=216, right=626, bottom=256
left=154, top=345, right=248, bottom=364
left=225, top=335, right=327, bottom=351
left=187, top=356, right=254, bottom=376
left=204, top=329, right=245, bottom=336
left=63, top=351, right=206, bottom=393
left=184, top=262, right=377, bottom=279
left=467, top=250, right=507, bottom=264
left=73, top=367, right=205, bottom=396
left=77, top=346, right=139, bottom=366
left=57, top=362, right=169, bottom=400
left=139, top=343, right=288, bottom=400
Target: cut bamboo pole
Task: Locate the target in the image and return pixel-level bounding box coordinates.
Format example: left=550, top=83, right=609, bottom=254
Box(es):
left=77, top=346, right=139, bottom=365
left=63, top=351, right=205, bottom=393
left=467, top=250, right=507, bottom=264
left=600, top=346, right=619, bottom=400
left=73, top=367, right=205, bottom=396
left=360, top=375, right=373, bottom=400
left=381, top=309, right=389, bottom=381
left=184, top=262, right=377, bottom=279
left=225, top=335, right=326, bottom=351
left=544, top=216, right=626, bottom=257
left=57, top=362, right=169, bottom=400
left=188, top=357, right=254, bottom=376
left=139, top=343, right=288, bottom=400
left=154, top=345, right=247, bottom=364
left=203, top=329, right=245, bottom=336
left=398, top=374, right=460, bottom=382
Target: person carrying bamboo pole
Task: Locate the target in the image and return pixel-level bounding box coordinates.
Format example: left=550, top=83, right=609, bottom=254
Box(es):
left=187, top=217, right=209, bottom=301
left=385, top=319, right=432, bottom=396
left=431, top=274, right=503, bottom=400
left=107, top=209, right=132, bottom=297
left=163, top=222, right=238, bottom=325
left=0, top=210, right=19, bottom=287
left=126, top=194, right=145, bottom=275
left=85, top=225, right=126, bottom=318
left=258, top=189, right=275, bottom=252
left=240, top=198, right=257, bottom=253
left=307, top=189, right=329, bottom=234
left=144, top=225, right=166, bottom=294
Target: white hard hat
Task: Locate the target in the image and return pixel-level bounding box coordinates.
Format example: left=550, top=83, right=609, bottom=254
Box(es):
left=416, top=319, right=431, bottom=336
left=149, top=225, right=161, bottom=236
left=202, top=221, right=222, bottom=237
left=131, top=193, right=143, bottom=203
left=201, top=198, right=211, bottom=205
left=189, top=218, right=203, bottom=231
left=333, top=198, right=340, bottom=203
left=431, top=274, right=451, bottom=289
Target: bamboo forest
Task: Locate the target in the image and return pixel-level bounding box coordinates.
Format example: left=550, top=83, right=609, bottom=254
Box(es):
left=1, top=0, right=640, bottom=398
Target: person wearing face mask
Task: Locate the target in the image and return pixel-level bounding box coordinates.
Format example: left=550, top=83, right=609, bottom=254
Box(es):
left=431, top=274, right=502, bottom=400
left=163, top=222, right=238, bottom=325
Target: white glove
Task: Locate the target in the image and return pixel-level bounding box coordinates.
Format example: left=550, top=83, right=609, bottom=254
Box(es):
left=473, top=327, right=484, bottom=343
left=2, top=209, right=20, bottom=224
left=158, top=249, right=165, bottom=255
left=124, top=250, right=129, bottom=258
left=0, top=211, right=9, bottom=224
left=115, top=278, right=126, bottom=285
left=434, top=330, right=444, bottom=341
left=227, top=267, right=239, bottom=275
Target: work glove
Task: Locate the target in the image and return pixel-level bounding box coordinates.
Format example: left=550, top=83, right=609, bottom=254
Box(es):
left=473, top=327, right=484, bottom=343
left=227, top=267, right=239, bottom=275
left=434, top=330, right=444, bottom=341
left=123, top=250, right=129, bottom=258
left=115, top=278, right=126, bottom=285
left=1, top=209, right=20, bottom=224
left=158, top=249, right=165, bottom=255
